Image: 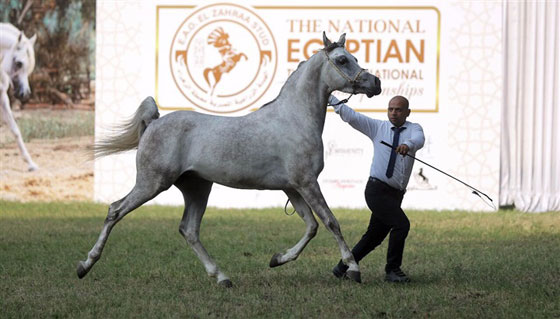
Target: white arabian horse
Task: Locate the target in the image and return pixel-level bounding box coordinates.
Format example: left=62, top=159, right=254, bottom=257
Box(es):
left=0, top=23, right=38, bottom=171
left=78, top=33, right=382, bottom=287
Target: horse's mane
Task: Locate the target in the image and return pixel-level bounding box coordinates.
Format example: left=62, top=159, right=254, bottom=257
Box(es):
left=324, top=42, right=343, bottom=53
left=259, top=59, right=309, bottom=109
left=258, top=44, right=345, bottom=110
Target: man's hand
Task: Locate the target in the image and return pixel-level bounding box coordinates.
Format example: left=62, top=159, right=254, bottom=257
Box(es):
left=395, top=144, right=409, bottom=156
left=328, top=95, right=340, bottom=106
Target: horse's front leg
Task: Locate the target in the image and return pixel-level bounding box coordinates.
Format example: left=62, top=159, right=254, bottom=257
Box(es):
left=297, top=181, right=361, bottom=283
left=269, top=189, right=318, bottom=267
left=0, top=87, right=38, bottom=171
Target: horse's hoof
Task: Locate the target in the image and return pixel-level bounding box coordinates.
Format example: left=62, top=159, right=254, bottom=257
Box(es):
left=76, top=261, right=88, bottom=279
left=218, top=279, right=233, bottom=288
left=28, top=165, right=39, bottom=172
left=269, top=253, right=283, bottom=268
left=346, top=270, right=362, bottom=283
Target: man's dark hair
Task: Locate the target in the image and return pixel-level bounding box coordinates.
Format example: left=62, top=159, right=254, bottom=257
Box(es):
left=390, top=95, right=409, bottom=109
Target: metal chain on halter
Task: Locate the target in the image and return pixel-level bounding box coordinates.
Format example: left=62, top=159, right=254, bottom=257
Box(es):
left=327, top=93, right=354, bottom=107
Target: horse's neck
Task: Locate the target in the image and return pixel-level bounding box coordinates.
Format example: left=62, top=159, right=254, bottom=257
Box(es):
left=0, top=37, right=15, bottom=54
left=276, top=55, right=329, bottom=131
left=0, top=39, right=14, bottom=71
left=0, top=24, right=19, bottom=53
left=0, top=47, right=12, bottom=71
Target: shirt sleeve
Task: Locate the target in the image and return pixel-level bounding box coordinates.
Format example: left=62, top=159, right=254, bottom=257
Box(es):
left=333, top=102, right=379, bottom=139
left=402, top=123, right=425, bottom=152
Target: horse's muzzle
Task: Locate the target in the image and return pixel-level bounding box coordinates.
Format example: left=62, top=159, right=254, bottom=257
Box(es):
left=13, top=79, right=31, bottom=100
left=365, top=74, right=382, bottom=97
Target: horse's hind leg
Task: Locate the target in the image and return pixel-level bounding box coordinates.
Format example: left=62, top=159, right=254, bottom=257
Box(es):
left=297, top=181, right=361, bottom=283
left=77, top=179, right=168, bottom=278
left=175, top=175, right=232, bottom=287
left=269, top=189, right=318, bottom=267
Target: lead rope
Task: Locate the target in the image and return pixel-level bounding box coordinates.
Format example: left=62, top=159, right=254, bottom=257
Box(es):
left=284, top=199, right=297, bottom=216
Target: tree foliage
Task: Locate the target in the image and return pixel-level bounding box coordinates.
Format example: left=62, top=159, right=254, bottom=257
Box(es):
left=1, top=0, right=95, bottom=106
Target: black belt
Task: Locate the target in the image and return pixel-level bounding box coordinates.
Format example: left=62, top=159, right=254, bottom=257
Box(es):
left=368, top=176, right=406, bottom=194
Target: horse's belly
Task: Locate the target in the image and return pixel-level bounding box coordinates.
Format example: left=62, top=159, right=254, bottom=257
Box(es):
left=190, top=156, right=290, bottom=190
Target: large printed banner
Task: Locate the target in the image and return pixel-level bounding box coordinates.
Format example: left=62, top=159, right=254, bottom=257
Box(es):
left=95, top=0, right=502, bottom=211
left=156, top=4, right=440, bottom=113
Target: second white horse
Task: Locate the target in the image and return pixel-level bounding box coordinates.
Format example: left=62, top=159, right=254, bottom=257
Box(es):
left=0, top=22, right=38, bottom=171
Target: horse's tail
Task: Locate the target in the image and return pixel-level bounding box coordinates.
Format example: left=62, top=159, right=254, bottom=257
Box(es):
left=93, top=96, right=160, bottom=159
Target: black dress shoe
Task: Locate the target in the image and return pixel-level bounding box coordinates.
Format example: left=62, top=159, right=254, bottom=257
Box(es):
left=385, top=268, right=410, bottom=283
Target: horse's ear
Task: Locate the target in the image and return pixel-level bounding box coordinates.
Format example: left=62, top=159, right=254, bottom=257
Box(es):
left=322, top=31, right=332, bottom=48
left=29, top=34, right=37, bottom=46
left=337, top=33, right=346, bottom=47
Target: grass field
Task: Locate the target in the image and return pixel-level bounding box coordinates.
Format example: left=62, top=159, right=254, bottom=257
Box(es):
left=17, top=110, right=95, bottom=142
left=0, top=200, right=558, bottom=318
left=0, top=110, right=94, bottom=146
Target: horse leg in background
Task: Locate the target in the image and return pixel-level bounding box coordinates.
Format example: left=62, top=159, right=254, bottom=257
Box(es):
left=175, top=175, right=233, bottom=287
left=0, top=76, right=38, bottom=171
left=298, top=182, right=362, bottom=283
left=269, top=189, right=319, bottom=267
left=77, top=177, right=170, bottom=278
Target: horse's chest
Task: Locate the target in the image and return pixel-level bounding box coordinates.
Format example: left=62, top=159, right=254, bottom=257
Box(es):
left=285, top=140, right=324, bottom=172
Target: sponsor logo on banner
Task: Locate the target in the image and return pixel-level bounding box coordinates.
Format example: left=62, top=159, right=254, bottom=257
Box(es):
left=167, top=3, right=277, bottom=113
left=322, top=178, right=364, bottom=190
left=323, top=140, right=367, bottom=189
left=407, top=136, right=438, bottom=191
left=157, top=4, right=440, bottom=113
left=325, top=140, right=365, bottom=158
left=408, top=167, right=438, bottom=191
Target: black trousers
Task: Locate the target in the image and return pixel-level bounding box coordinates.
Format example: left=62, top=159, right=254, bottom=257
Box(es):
left=338, top=177, right=410, bottom=273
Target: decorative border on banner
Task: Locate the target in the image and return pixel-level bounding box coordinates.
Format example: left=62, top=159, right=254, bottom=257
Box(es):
left=155, top=5, right=441, bottom=113
left=155, top=5, right=196, bottom=110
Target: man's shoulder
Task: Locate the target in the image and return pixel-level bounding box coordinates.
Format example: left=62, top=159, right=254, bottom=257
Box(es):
left=404, top=121, right=423, bottom=129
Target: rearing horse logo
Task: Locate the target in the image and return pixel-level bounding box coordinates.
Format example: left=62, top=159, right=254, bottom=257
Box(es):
left=169, top=3, right=277, bottom=113
left=203, top=27, right=247, bottom=96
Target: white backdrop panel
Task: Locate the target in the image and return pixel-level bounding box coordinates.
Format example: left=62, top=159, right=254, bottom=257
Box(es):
left=95, top=0, right=501, bottom=211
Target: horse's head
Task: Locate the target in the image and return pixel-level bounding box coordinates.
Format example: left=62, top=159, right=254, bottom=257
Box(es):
left=321, top=32, right=381, bottom=98
left=207, top=27, right=231, bottom=50
left=3, top=31, right=36, bottom=99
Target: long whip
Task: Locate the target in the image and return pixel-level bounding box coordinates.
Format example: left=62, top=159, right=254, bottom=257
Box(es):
left=381, top=141, right=496, bottom=210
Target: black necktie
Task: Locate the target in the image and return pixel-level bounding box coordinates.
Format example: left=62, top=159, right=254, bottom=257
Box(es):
left=385, top=127, right=406, bottom=178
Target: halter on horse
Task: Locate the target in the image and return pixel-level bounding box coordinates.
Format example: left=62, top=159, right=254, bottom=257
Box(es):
left=77, top=32, right=381, bottom=287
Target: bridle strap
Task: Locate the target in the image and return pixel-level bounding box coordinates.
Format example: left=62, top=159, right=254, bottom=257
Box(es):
left=323, top=50, right=365, bottom=106
left=324, top=50, right=364, bottom=84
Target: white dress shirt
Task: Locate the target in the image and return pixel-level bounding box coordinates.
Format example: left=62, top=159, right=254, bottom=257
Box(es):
left=332, top=99, right=425, bottom=191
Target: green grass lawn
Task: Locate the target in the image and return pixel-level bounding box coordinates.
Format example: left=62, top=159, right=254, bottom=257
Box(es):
left=0, top=200, right=558, bottom=318
left=17, top=110, right=95, bottom=142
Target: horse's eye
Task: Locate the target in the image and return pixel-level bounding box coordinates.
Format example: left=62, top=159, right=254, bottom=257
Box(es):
left=15, top=61, right=23, bottom=69
left=337, top=56, right=348, bottom=65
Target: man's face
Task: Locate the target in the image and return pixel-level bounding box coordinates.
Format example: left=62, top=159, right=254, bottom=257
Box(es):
left=387, top=99, right=410, bottom=127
